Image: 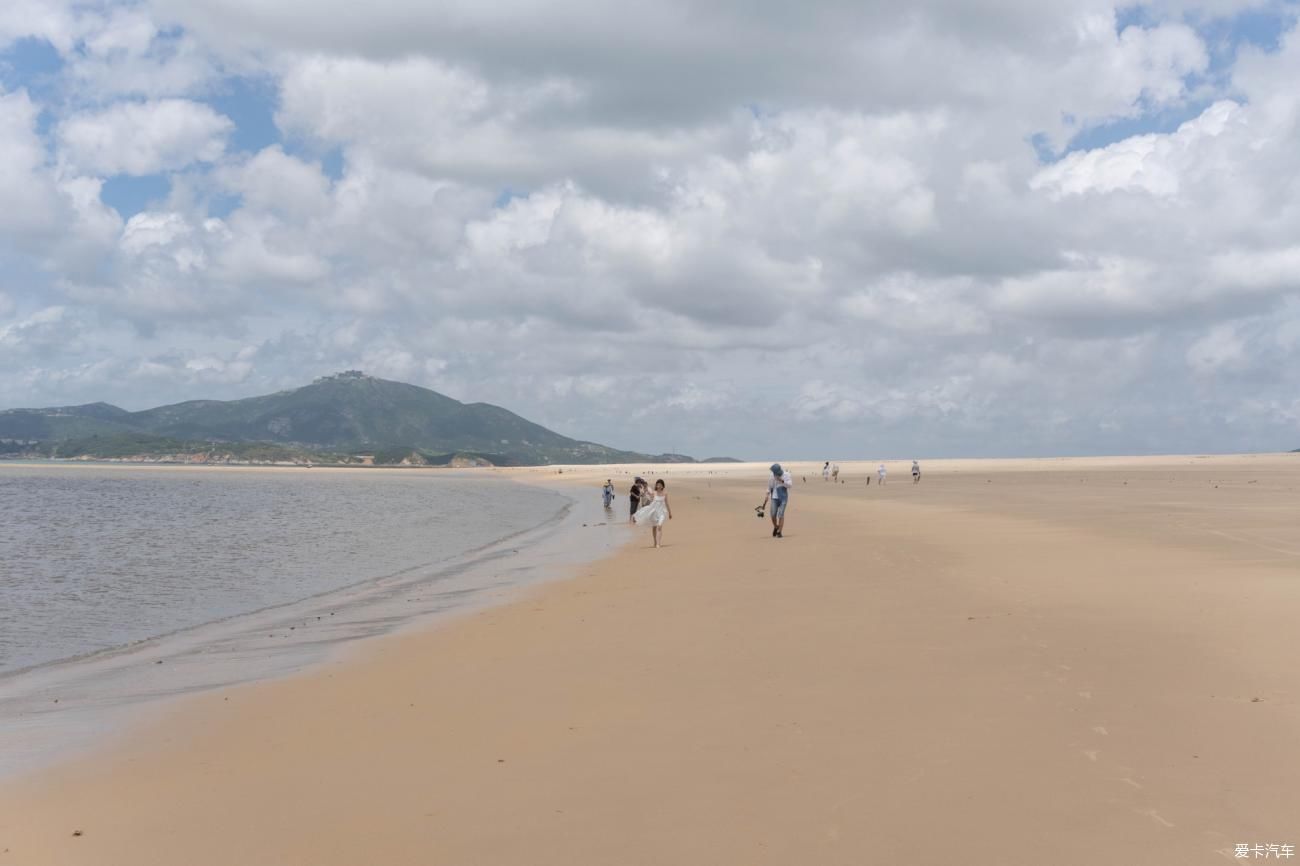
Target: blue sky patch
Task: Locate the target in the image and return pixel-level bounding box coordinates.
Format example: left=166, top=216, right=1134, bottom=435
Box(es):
left=0, top=37, right=63, bottom=104
left=1114, top=5, right=1154, bottom=33
left=320, top=148, right=345, bottom=181
left=1199, top=5, right=1297, bottom=81
left=208, top=75, right=280, bottom=155
left=101, top=174, right=171, bottom=218
left=494, top=188, right=527, bottom=208
left=207, top=191, right=243, bottom=219
left=1063, top=101, right=1210, bottom=155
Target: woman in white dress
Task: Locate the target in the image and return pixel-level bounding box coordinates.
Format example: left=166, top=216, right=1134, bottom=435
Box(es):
left=633, top=479, right=673, bottom=548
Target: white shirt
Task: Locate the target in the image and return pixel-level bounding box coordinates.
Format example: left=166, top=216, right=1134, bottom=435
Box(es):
left=768, top=472, right=792, bottom=499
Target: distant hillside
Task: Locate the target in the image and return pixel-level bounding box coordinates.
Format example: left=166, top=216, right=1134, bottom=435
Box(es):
left=0, top=372, right=732, bottom=466
left=0, top=402, right=137, bottom=440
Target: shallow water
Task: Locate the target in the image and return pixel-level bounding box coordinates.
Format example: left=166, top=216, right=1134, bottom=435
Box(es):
left=0, top=465, right=566, bottom=675
left=0, top=464, right=624, bottom=777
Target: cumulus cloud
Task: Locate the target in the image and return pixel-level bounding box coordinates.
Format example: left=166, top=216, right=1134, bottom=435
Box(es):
left=1032, top=100, right=1242, bottom=198
left=0, top=306, right=77, bottom=359
left=0, top=85, right=121, bottom=265
left=0, top=88, right=63, bottom=232
left=1, top=0, right=1299, bottom=456
left=57, top=98, right=233, bottom=176
left=216, top=146, right=331, bottom=218
left=0, top=0, right=82, bottom=53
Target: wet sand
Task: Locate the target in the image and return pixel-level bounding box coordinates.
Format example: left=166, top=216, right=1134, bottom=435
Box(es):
left=1, top=455, right=1297, bottom=865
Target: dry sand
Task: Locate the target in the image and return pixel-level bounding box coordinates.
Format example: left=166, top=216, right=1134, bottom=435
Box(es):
left=2, top=455, right=1298, bottom=865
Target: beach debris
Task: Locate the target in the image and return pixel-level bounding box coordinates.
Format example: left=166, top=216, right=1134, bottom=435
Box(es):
left=1252, top=697, right=1263, bottom=702
left=72, top=830, right=83, bottom=837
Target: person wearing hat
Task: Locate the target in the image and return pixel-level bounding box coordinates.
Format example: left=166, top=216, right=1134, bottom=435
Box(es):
left=762, top=463, right=794, bottom=538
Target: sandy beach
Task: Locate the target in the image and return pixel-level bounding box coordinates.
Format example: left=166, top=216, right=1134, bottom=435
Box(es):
left=2, top=455, right=1298, bottom=865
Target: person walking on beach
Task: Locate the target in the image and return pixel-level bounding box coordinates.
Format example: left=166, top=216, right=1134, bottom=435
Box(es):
left=822, top=461, right=831, bottom=482
left=762, top=463, right=793, bottom=538
left=633, top=479, right=673, bottom=548
left=912, top=461, right=921, bottom=484
left=832, top=463, right=840, bottom=482
left=629, top=477, right=646, bottom=524
left=602, top=479, right=615, bottom=508
left=877, top=463, right=887, bottom=485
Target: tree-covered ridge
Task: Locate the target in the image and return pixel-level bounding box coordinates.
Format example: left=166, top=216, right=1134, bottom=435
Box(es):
left=0, top=372, right=720, bottom=466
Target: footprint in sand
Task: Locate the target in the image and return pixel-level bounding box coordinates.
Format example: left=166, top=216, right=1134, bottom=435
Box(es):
left=1092, top=725, right=1109, bottom=736
left=1083, top=749, right=1100, bottom=762
left=1077, top=691, right=1092, bottom=699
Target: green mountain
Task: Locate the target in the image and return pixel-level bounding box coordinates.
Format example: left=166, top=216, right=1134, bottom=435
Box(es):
left=0, top=402, right=136, bottom=440
left=0, top=371, right=710, bottom=466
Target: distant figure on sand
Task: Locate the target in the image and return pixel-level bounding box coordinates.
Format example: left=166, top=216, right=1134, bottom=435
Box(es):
left=633, top=479, right=672, bottom=548
left=763, top=463, right=793, bottom=538
left=832, top=463, right=840, bottom=482
left=602, top=480, right=615, bottom=508
left=822, top=462, right=830, bottom=482
left=878, top=463, right=887, bottom=485
left=912, top=461, right=921, bottom=484
left=629, top=477, right=646, bottom=524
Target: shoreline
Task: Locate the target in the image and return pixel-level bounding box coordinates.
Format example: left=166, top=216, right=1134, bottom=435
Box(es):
left=2, top=455, right=1298, bottom=864
left=3, top=449, right=1294, bottom=472
left=0, top=469, right=630, bottom=781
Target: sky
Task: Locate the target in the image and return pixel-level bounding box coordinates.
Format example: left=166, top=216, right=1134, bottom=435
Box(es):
left=2, top=0, right=1299, bottom=460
